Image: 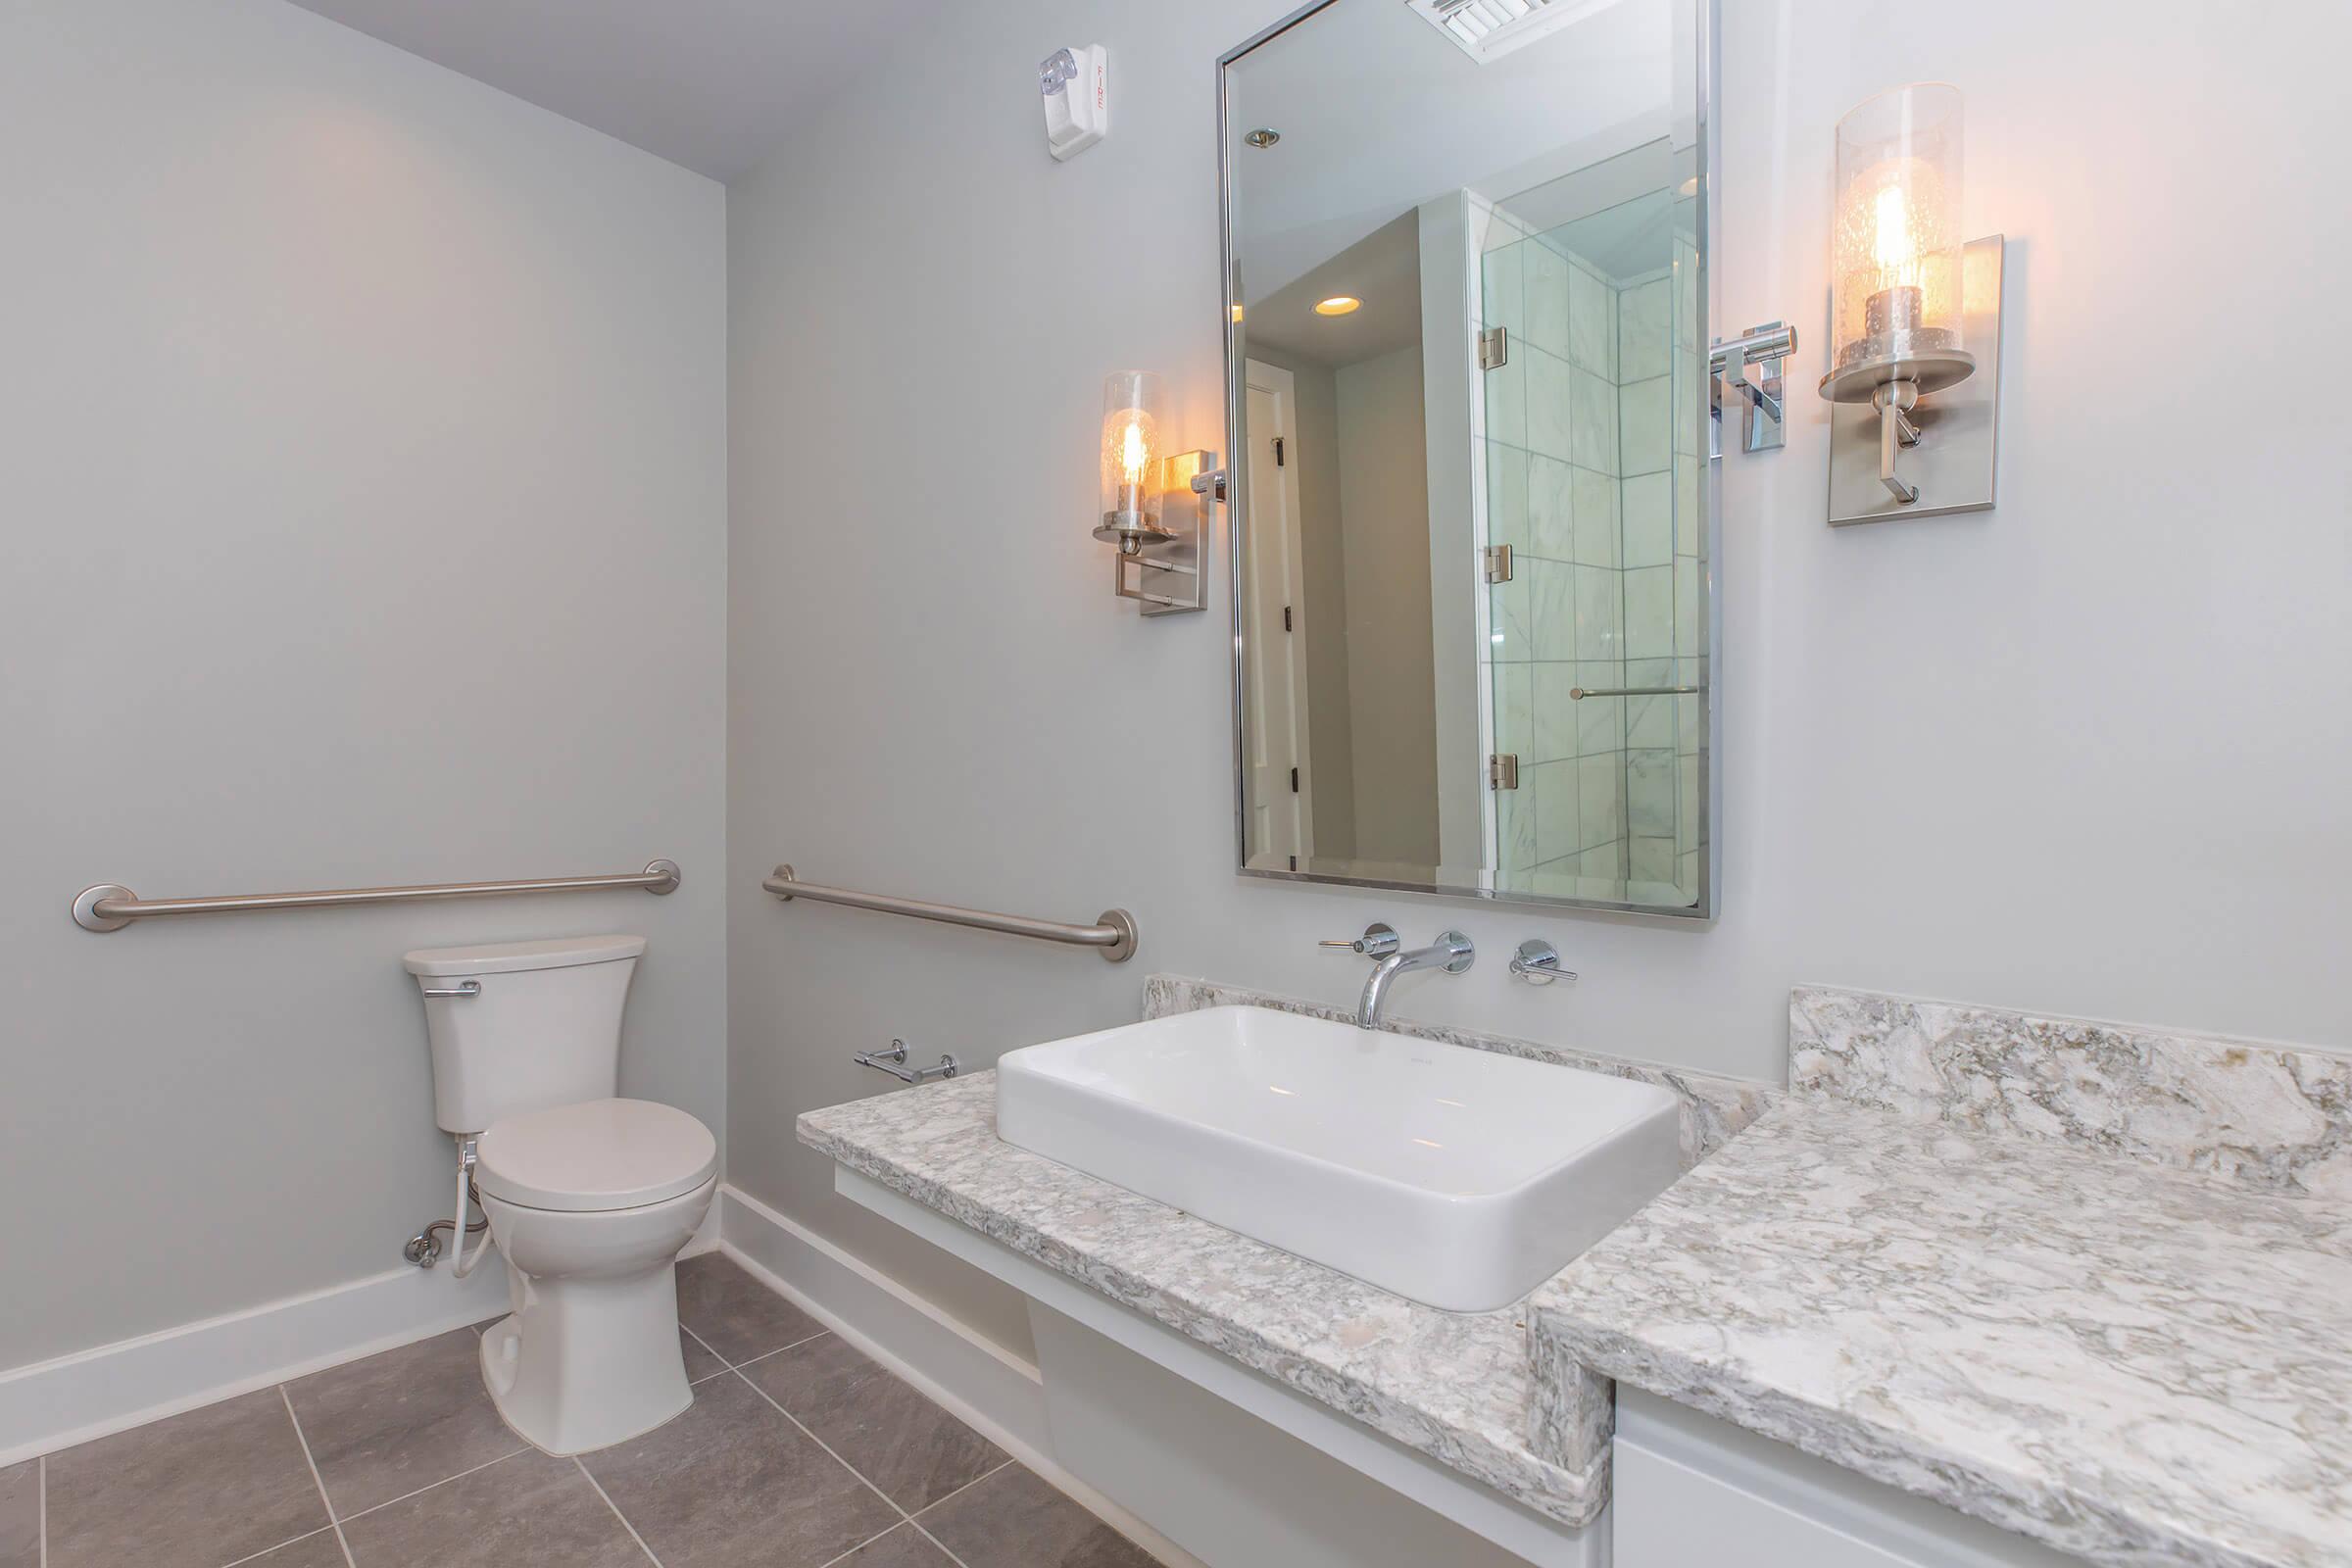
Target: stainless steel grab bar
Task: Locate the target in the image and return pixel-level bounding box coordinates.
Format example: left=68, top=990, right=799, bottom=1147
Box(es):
left=1568, top=685, right=1702, bottom=700
left=73, top=859, right=681, bottom=932
left=762, top=864, right=1138, bottom=962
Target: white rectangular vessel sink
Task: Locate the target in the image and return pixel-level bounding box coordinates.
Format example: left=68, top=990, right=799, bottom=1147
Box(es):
left=995, top=1004, right=1683, bottom=1312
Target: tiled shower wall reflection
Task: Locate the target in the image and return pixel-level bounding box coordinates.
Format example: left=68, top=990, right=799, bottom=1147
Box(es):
left=1483, top=210, right=1703, bottom=905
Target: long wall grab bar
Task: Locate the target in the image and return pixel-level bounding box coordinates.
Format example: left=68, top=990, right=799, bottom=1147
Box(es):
left=762, top=864, right=1138, bottom=963
left=73, top=859, right=681, bottom=933
left=1568, top=684, right=1702, bottom=701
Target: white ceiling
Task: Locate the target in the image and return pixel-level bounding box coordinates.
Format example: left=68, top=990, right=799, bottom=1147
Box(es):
left=286, top=0, right=944, bottom=180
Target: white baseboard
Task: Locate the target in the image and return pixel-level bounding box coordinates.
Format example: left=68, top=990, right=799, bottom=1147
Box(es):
left=0, top=1258, right=512, bottom=1467
left=715, top=1183, right=1207, bottom=1568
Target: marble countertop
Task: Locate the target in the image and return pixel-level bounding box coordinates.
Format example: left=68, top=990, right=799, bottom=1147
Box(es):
left=1530, top=1098, right=2352, bottom=1568
left=798, top=1072, right=1612, bottom=1529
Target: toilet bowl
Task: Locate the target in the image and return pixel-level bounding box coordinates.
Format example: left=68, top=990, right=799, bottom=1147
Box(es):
left=405, top=936, right=719, bottom=1456
left=470, top=1097, right=717, bottom=1455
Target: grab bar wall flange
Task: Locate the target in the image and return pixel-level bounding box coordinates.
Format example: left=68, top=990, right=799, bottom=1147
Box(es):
left=72, top=858, right=680, bottom=933
left=764, top=864, right=1138, bottom=963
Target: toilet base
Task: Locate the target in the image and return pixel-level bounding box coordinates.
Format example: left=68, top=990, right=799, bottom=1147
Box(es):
left=479, top=1272, right=693, bottom=1456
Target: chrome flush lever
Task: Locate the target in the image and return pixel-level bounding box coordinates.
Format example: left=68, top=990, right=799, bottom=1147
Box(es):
left=420, top=980, right=482, bottom=998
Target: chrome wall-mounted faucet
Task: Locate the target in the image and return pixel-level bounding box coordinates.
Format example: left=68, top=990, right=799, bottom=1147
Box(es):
left=1320, top=923, right=1474, bottom=1029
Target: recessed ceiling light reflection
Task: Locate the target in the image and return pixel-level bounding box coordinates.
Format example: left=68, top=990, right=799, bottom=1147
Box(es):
left=1268, top=1085, right=1297, bottom=1096
left=1313, top=296, right=1361, bottom=317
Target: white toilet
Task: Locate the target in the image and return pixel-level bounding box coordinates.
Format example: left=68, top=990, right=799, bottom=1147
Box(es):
left=406, top=934, right=717, bottom=1456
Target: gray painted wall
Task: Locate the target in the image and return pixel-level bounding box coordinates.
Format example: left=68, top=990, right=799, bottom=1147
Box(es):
left=1335, top=343, right=1441, bottom=867
left=1, top=0, right=727, bottom=1370
left=728, top=0, right=2350, bottom=1349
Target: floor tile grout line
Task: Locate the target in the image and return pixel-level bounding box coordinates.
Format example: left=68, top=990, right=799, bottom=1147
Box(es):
left=811, top=1519, right=906, bottom=1568
left=331, top=1446, right=531, bottom=1528
left=727, top=1365, right=986, bottom=1568
left=277, top=1388, right=357, bottom=1568
left=726, top=1366, right=924, bottom=1532
left=574, top=1457, right=663, bottom=1568
left=719, top=1325, right=830, bottom=1375
left=678, top=1321, right=731, bottom=1372
left=906, top=1456, right=1016, bottom=1522
left=215, top=1525, right=344, bottom=1568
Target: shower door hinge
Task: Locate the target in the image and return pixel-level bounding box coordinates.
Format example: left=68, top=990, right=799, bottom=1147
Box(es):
left=1273, top=435, right=1286, bottom=466
left=1478, top=326, right=1508, bottom=370
left=1489, top=753, right=1520, bottom=790
left=1483, top=544, right=1514, bottom=583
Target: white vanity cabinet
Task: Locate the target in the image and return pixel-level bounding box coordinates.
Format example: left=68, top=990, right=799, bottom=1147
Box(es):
left=1611, top=1391, right=2089, bottom=1568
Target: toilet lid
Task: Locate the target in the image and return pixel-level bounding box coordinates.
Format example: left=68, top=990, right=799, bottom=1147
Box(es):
left=475, top=1099, right=716, bottom=1212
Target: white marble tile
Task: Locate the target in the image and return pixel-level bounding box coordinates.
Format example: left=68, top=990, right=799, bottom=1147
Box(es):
left=1494, top=660, right=1531, bottom=757
left=1618, top=375, right=1670, bottom=475
left=1627, top=748, right=1675, bottom=837
left=1532, top=662, right=1579, bottom=763
left=1674, top=557, right=1702, bottom=658
left=1573, top=662, right=1622, bottom=757
left=1576, top=752, right=1621, bottom=851
left=1677, top=754, right=1699, bottom=842
left=1489, top=569, right=1530, bottom=663
left=1623, top=564, right=1673, bottom=660
left=1561, top=464, right=1612, bottom=568
left=1524, top=346, right=1573, bottom=463
left=1532, top=757, right=1581, bottom=864
left=1618, top=277, right=1672, bottom=382
left=1575, top=841, right=1624, bottom=882
left=1523, top=240, right=1570, bottom=359
left=1485, top=442, right=1527, bottom=554
left=1629, top=835, right=1676, bottom=884
left=1572, top=564, right=1619, bottom=662
left=1674, top=457, right=1701, bottom=558
left=1569, top=367, right=1617, bottom=473
left=1528, top=556, right=1578, bottom=662
left=1624, top=680, right=1674, bottom=752
left=1495, top=777, right=1537, bottom=872
left=1568, top=262, right=1616, bottom=378
left=1526, top=453, right=1575, bottom=561
left=1485, top=351, right=1525, bottom=450
left=1621, top=471, right=1670, bottom=567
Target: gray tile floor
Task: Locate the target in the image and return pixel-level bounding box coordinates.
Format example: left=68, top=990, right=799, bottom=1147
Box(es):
left=1, top=1253, right=1161, bottom=1568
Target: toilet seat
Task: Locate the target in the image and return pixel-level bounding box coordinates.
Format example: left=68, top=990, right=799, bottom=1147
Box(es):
left=476, top=1098, right=715, bottom=1212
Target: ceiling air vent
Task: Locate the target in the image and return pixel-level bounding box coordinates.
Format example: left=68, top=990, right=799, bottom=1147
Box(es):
left=1406, top=0, right=1618, bottom=64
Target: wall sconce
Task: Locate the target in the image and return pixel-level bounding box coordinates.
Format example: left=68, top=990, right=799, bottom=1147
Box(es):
left=1818, top=84, right=2005, bottom=525
left=1093, top=370, right=1219, bottom=614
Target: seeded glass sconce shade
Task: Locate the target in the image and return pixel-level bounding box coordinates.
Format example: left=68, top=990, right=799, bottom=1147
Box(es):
left=1095, top=370, right=1170, bottom=555
left=1823, top=84, right=1971, bottom=401
left=1819, top=83, right=2001, bottom=514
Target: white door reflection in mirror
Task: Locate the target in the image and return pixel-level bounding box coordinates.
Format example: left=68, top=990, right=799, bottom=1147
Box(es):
left=1243, top=361, right=1310, bottom=870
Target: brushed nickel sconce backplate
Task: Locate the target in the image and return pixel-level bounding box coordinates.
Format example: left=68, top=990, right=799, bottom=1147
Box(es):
left=1826, top=235, right=2005, bottom=526
left=1113, top=447, right=1217, bottom=614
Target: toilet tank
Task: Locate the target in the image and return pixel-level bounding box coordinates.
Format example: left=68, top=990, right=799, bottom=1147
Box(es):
left=404, top=935, right=647, bottom=1135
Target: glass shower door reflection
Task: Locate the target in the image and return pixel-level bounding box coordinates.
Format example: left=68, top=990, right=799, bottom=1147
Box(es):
left=1479, top=174, right=1701, bottom=906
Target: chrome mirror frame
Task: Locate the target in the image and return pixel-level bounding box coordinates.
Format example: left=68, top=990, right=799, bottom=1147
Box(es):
left=1215, top=0, right=1721, bottom=920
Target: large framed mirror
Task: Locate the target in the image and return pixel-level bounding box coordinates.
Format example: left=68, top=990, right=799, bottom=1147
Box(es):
left=1221, top=0, right=1717, bottom=917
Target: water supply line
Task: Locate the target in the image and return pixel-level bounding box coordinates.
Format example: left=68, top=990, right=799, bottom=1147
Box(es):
left=402, top=1136, right=496, bottom=1275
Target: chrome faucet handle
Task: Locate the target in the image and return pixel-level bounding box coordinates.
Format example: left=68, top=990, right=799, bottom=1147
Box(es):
left=1509, top=940, right=1574, bottom=985
left=1427, top=930, right=1476, bottom=973
left=1319, top=922, right=1399, bottom=958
